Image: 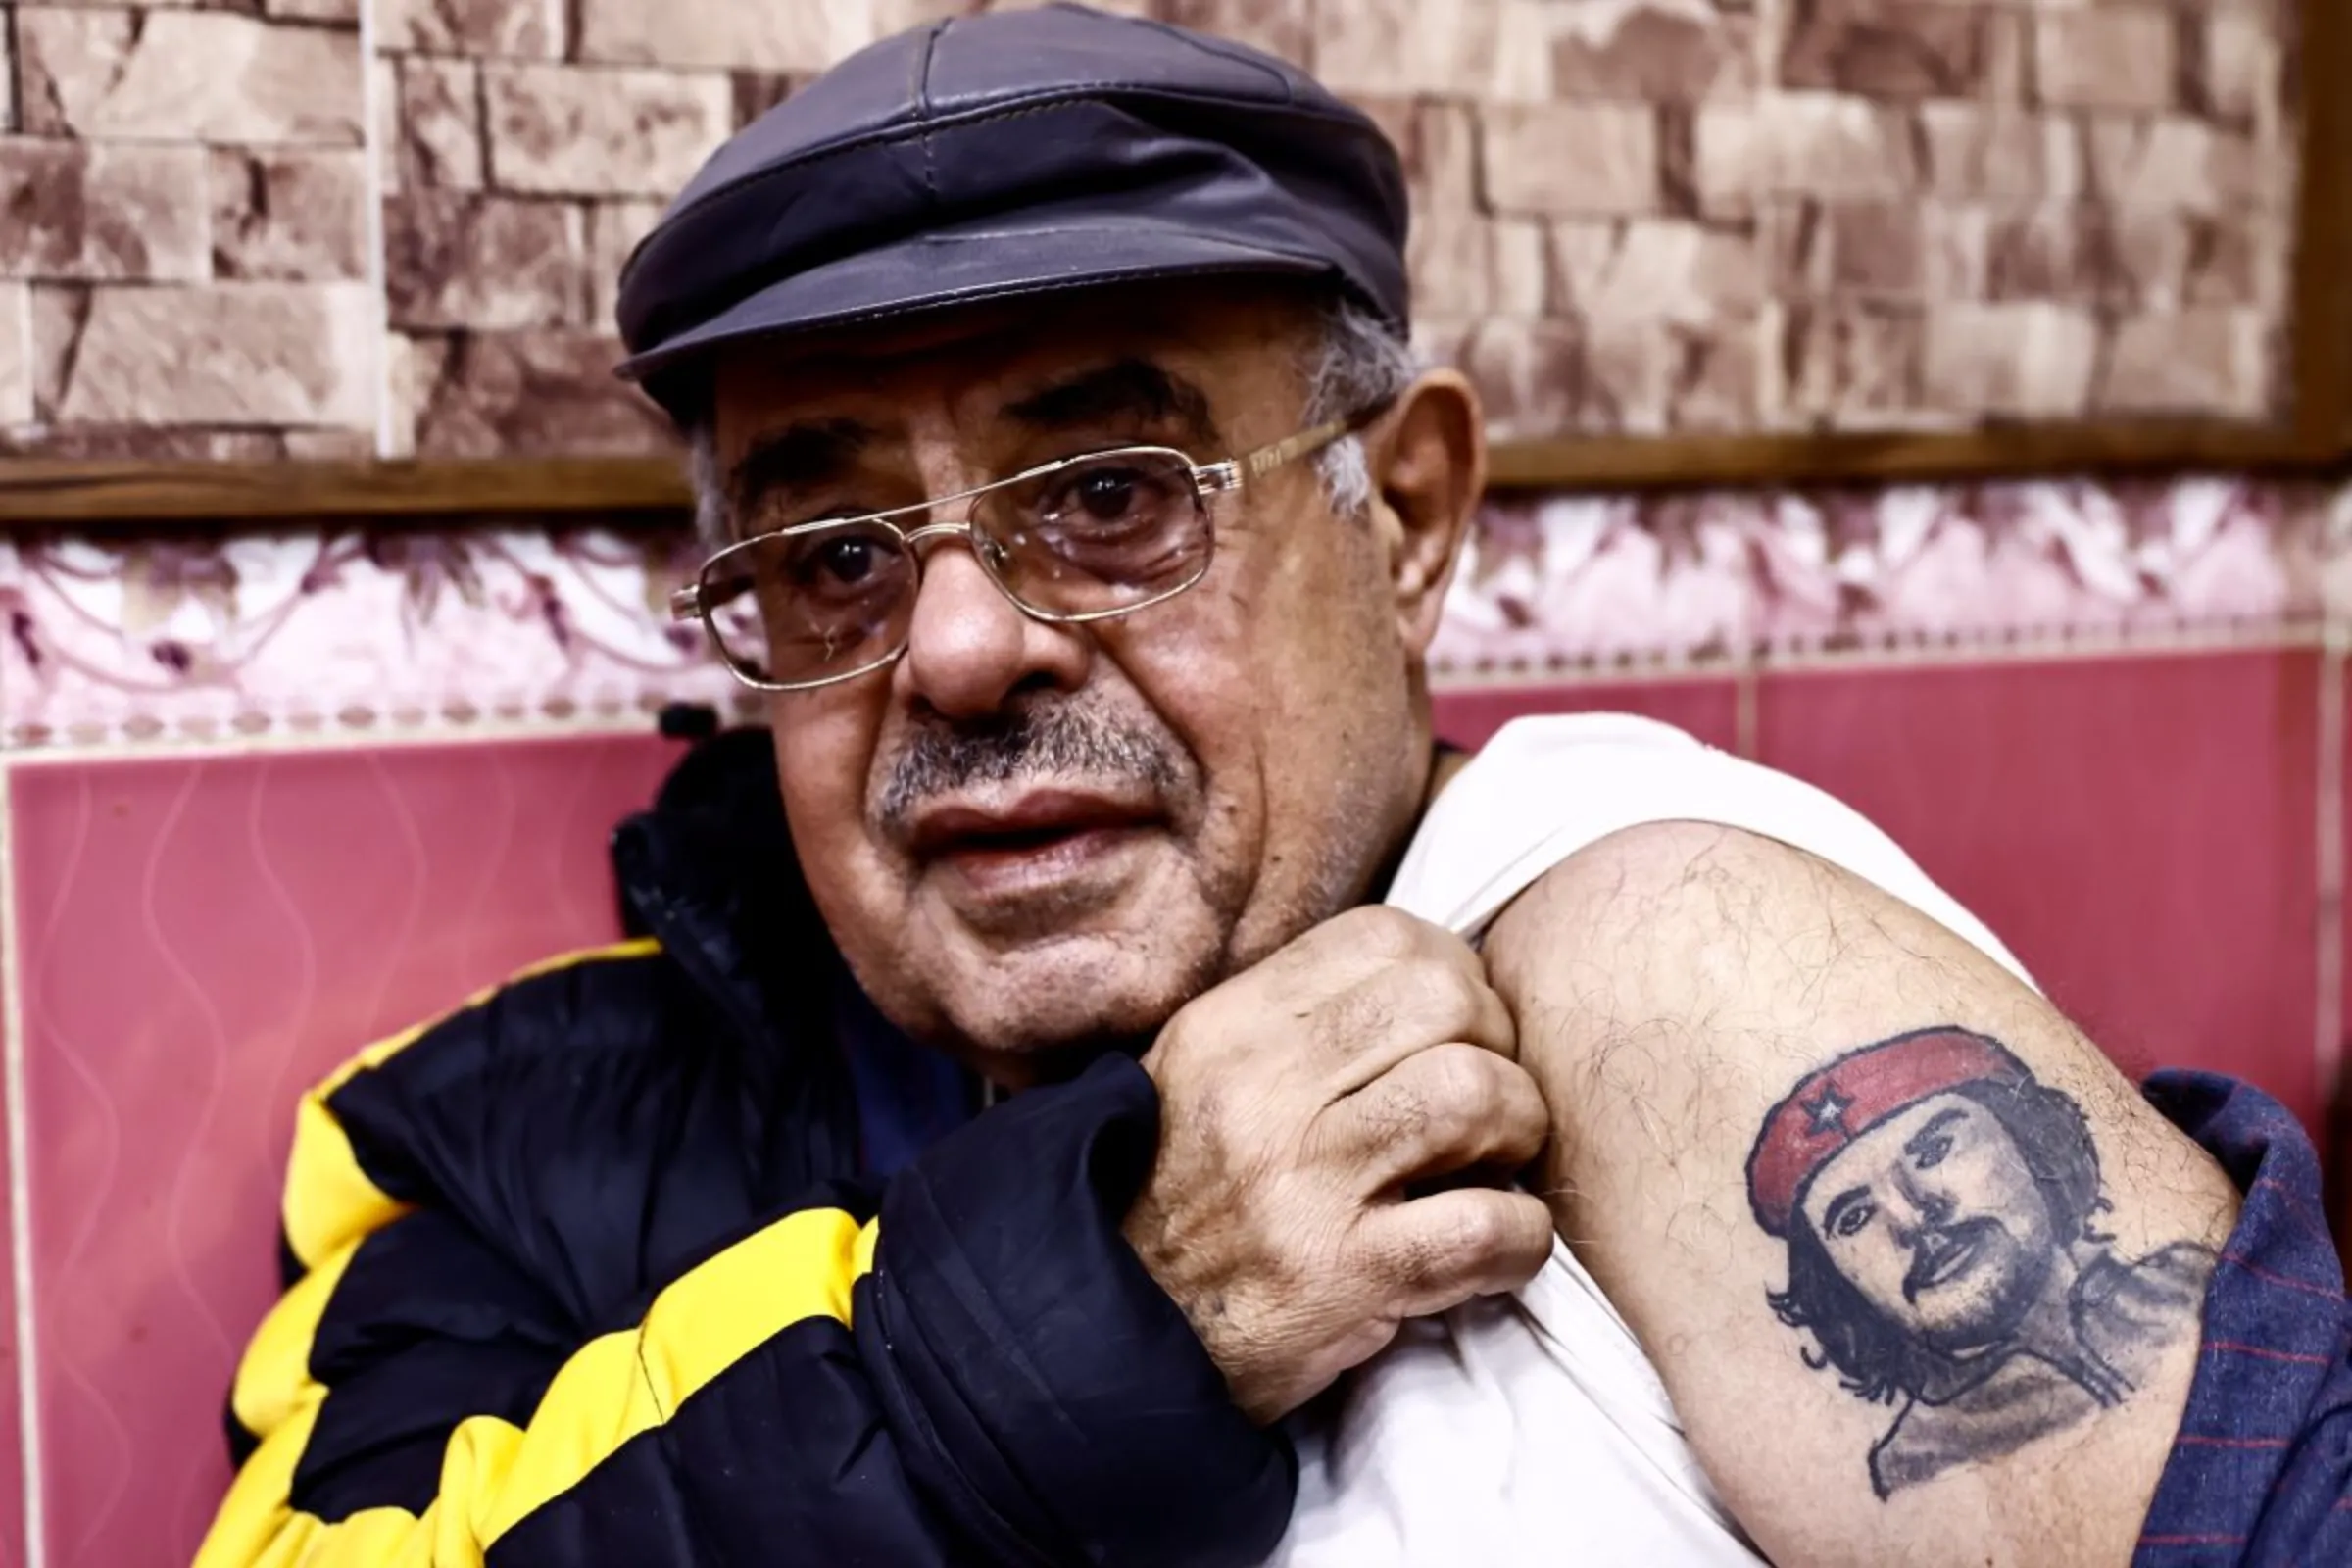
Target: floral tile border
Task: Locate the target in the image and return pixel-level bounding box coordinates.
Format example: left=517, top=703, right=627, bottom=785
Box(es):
left=0, top=526, right=750, bottom=751
left=1, top=476, right=2342, bottom=752
left=1431, top=476, right=2336, bottom=675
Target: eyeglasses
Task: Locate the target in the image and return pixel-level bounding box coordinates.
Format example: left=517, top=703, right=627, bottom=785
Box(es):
left=671, top=415, right=1366, bottom=692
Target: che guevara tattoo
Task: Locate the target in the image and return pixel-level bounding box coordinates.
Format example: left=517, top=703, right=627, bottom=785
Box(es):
left=1744, top=1027, right=2215, bottom=1499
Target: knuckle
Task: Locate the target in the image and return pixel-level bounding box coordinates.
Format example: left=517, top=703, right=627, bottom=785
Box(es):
left=1429, top=967, right=1493, bottom=1043
left=1388, top=1209, right=1492, bottom=1298
left=1370, top=1078, right=1436, bottom=1145
left=1367, top=1223, right=1450, bottom=1296
left=1374, top=962, right=1477, bottom=1052
left=1494, top=1055, right=1545, bottom=1111
left=1310, top=982, right=1394, bottom=1063
left=1446, top=1198, right=1511, bottom=1264
left=1499, top=1094, right=1549, bottom=1157
left=1418, top=1045, right=1497, bottom=1120
left=1153, top=990, right=1224, bottom=1061
left=1347, top=906, right=1429, bottom=964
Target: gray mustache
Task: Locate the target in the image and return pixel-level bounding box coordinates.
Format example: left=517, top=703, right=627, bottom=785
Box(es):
left=876, top=705, right=1186, bottom=834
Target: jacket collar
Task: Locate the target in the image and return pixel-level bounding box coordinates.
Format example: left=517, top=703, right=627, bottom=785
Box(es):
left=610, top=726, right=863, bottom=1200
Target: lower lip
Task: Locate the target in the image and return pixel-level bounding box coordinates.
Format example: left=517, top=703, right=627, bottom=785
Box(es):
left=930, top=823, right=1151, bottom=897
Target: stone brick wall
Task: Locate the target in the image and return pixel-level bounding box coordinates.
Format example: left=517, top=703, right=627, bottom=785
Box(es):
left=3, top=0, right=377, bottom=458
left=0, top=0, right=2305, bottom=461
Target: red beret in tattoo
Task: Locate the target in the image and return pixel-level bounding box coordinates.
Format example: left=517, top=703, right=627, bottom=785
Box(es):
left=1746, top=1028, right=2031, bottom=1237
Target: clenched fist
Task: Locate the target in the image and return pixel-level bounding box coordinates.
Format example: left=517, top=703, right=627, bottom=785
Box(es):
left=1123, top=906, right=1554, bottom=1425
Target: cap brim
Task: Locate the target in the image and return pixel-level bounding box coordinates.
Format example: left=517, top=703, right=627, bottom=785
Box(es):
left=616, top=217, right=1338, bottom=392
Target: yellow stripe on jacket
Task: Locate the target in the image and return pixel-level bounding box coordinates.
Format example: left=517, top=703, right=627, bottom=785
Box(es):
left=199, top=1205, right=882, bottom=1567
left=210, top=935, right=906, bottom=1568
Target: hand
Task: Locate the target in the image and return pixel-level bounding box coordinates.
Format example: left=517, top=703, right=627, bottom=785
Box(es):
left=1123, top=906, right=1554, bottom=1425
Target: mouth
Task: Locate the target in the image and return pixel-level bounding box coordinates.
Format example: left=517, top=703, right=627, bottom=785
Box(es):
left=1903, top=1224, right=1989, bottom=1301
left=907, top=789, right=1162, bottom=889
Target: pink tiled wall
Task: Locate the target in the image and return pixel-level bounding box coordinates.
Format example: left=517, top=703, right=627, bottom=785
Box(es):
left=5, top=735, right=682, bottom=1567
left=1755, top=651, right=2326, bottom=1120
left=1435, top=654, right=2328, bottom=1126
left=1436, top=674, right=1742, bottom=754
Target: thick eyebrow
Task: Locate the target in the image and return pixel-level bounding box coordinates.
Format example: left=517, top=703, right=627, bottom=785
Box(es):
left=1001, top=359, right=1219, bottom=448
left=725, top=416, right=875, bottom=522
left=1903, top=1108, right=1969, bottom=1160
left=1820, top=1185, right=1872, bottom=1236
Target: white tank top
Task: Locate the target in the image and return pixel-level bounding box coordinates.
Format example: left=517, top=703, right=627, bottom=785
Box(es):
left=1267, top=714, right=2036, bottom=1567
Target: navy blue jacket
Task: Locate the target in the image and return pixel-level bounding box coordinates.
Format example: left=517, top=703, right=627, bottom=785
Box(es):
left=197, top=730, right=1295, bottom=1565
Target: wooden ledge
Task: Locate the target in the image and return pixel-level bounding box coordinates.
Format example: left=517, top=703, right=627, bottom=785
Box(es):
left=1483, top=423, right=2351, bottom=494
left=2, top=421, right=2347, bottom=530
left=0, top=456, right=697, bottom=527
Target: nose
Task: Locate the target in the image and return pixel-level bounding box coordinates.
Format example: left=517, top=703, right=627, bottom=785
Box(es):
left=895, top=535, right=1091, bottom=720
left=1886, top=1168, right=1955, bottom=1240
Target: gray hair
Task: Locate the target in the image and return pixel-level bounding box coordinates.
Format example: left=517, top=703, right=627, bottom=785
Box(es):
left=688, top=426, right=728, bottom=554
left=1297, top=293, right=1419, bottom=519
left=684, top=292, right=1418, bottom=551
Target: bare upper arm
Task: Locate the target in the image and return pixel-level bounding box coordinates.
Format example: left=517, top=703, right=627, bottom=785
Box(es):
left=1482, top=819, right=2241, bottom=1568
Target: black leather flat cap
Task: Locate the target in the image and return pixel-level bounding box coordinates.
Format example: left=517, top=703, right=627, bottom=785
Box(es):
left=613, top=2, right=1409, bottom=422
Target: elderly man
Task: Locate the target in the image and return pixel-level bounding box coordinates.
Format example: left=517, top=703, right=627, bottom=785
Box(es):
left=201, top=6, right=2349, bottom=1566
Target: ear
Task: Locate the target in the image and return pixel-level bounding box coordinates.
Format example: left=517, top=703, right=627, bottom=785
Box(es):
left=1363, top=368, right=1486, bottom=656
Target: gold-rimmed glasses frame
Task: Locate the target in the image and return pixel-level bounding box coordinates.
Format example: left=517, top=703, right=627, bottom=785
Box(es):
left=670, top=414, right=1363, bottom=693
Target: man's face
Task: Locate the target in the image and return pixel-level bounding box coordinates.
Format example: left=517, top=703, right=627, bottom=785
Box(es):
left=707, top=285, right=1475, bottom=1083
left=1798, top=1092, right=2060, bottom=1354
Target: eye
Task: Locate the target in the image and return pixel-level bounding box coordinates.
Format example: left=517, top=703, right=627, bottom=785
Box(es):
left=1073, top=466, right=1142, bottom=522
left=791, top=534, right=884, bottom=588
left=766, top=527, right=906, bottom=607
left=1037, top=458, right=1185, bottom=533
left=1912, top=1134, right=1953, bottom=1171
left=1831, top=1200, right=1876, bottom=1240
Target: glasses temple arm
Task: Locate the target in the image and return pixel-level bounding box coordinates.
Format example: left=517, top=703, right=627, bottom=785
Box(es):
left=1229, top=394, right=1399, bottom=483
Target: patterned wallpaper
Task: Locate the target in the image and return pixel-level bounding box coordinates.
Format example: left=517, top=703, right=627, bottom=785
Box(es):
left=0, top=0, right=2305, bottom=462
left=0, top=476, right=2341, bottom=752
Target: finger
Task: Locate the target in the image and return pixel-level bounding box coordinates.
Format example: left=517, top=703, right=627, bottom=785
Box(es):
left=1309, top=961, right=1519, bottom=1095
left=1352, top=1188, right=1556, bottom=1319
left=1277, top=906, right=1486, bottom=1001
left=1320, top=1044, right=1548, bottom=1194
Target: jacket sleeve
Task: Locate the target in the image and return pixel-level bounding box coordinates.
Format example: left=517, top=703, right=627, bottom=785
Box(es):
left=197, top=1051, right=1295, bottom=1568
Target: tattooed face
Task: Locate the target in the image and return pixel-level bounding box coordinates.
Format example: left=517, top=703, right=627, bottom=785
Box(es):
left=1798, top=1093, right=2059, bottom=1354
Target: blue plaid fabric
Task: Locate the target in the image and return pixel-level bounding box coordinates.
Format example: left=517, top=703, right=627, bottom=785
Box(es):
left=2136, top=1072, right=2352, bottom=1565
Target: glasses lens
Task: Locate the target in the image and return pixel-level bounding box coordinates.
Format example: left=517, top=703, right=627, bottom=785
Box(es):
left=979, top=448, right=1211, bottom=616
left=698, top=520, right=913, bottom=687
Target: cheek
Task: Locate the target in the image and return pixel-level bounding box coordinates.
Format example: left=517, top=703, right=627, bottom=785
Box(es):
left=1827, top=1227, right=1899, bottom=1297
left=1097, top=615, right=1263, bottom=843
left=1217, top=516, right=1417, bottom=770
left=767, top=693, right=889, bottom=863
left=1988, top=1155, right=2055, bottom=1239
left=1863, top=1229, right=1919, bottom=1298
left=1948, top=1144, right=2039, bottom=1218
left=1091, top=514, right=1419, bottom=936
left=1098, top=549, right=1271, bottom=768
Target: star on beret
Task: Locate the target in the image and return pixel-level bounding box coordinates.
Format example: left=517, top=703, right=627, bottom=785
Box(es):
left=1803, top=1083, right=1854, bottom=1137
